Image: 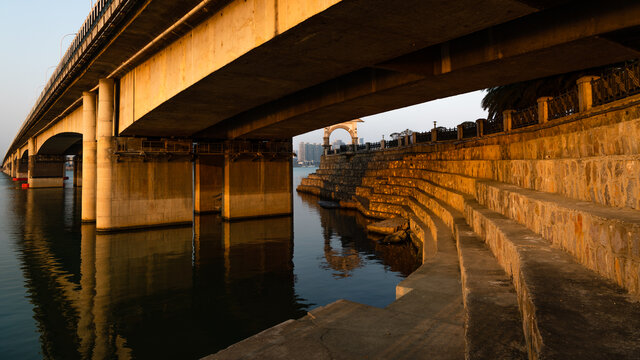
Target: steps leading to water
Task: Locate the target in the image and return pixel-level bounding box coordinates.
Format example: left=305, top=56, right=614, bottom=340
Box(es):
left=297, top=153, right=640, bottom=358
left=277, top=98, right=640, bottom=358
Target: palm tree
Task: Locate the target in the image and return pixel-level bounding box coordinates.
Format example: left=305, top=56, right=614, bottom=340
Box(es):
left=481, top=60, right=635, bottom=119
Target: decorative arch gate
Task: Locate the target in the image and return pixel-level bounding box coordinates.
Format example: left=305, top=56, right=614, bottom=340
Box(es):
left=323, top=119, right=363, bottom=153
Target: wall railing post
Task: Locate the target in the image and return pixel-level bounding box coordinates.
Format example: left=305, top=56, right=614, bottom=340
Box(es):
left=476, top=118, right=485, bottom=137
left=537, top=97, right=553, bottom=124
left=503, top=110, right=515, bottom=132
left=577, top=76, right=599, bottom=112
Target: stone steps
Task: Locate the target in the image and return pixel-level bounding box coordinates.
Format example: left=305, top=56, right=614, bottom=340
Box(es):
left=404, top=188, right=527, bottom=359
left=361, top=172, right=640, bottom=358
left=368, top=181, right=528, bottom=358
left=298, top=159, right=640, bottom=358
left=464, top=198, right=640, bottom=359
left=476, top=180, right=640, bottom=295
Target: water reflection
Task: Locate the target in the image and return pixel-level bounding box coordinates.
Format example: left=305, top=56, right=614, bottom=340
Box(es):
left=1, top=168, right=419, bottom=359
left=298, top=192, right=421, bottom=278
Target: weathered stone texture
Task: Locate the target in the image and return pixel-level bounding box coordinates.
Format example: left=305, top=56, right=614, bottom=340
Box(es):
left=297, top=96, right=640, bottom=297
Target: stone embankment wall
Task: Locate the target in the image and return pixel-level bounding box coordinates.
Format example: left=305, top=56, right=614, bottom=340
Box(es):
left=298, top=94, right=640, bottom=297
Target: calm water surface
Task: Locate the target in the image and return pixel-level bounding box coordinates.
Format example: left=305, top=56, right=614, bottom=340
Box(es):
left=0, top=167, right=420, bottom=359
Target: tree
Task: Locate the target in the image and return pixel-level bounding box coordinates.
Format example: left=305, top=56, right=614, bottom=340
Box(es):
left=481, top=60, right=635, bottom=119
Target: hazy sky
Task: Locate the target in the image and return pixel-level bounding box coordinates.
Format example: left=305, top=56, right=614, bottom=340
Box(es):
left=0, top=1, right=486, bottom=156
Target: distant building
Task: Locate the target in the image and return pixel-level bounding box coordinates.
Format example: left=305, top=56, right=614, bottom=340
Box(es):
left=297, top=142, right=323, bottom=165
left=390, top=129, right=414, bottom=140
left=359, top=138, right=364, bottom=145
left=332, top=139, right=345, bottom=150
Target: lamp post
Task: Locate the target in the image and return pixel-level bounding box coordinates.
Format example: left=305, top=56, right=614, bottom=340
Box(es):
left=60, top=33, right=77, bottom=59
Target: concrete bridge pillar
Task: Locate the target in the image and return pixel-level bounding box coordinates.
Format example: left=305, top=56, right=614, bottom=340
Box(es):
left=95, top=77, right=192, bottom=231
left=28, top=154, right=65, bottom=188
left=82, top=91, right=97, bottom=222
left=222, top=141, right=293, bottom=220
left=9, top=154, right=14, bottom=178
left=195, top=154, right=224, bottom=214
left=96, top=79, right=115, bottom=230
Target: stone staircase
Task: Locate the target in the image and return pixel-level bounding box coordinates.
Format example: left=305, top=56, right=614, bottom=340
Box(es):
left=292, top=146, right=640, bottom=358
left=343, top=158, right=640, bottom=358
left=212, top=99, right=640, bottom=359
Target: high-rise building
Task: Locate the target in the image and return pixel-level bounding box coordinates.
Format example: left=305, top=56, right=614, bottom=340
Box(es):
left=297, top=142, right=323, bottom=165
left=298, top=142, right=307, bottom=162
left=332, top=139, right=345, bottom=150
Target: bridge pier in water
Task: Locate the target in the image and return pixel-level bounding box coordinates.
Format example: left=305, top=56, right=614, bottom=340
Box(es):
left=194, top=155, right=224, bottom=214
left=222, top=153, right=293, bottom=220
left=27, top=154, right=65, bottom=188
left=81, top=91, right=96, bottom=222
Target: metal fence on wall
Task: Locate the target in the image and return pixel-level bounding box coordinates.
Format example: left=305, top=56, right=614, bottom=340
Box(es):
left=484, top=115, right=503, bottom=135
left=461, top=122, right=477, bottom=138
left=436, top=127, right=457, bottom=141
left=548, top=89, right=579, bottom=120
left=511, top=105, right=538, bottom=129
left=592, top=62, right=640, bottom=106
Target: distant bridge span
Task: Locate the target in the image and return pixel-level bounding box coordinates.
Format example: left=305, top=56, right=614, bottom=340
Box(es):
left=3, top=0, right=640, bottom=230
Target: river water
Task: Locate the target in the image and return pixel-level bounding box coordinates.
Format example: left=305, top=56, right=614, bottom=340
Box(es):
left=0, top=167, right=420, bottom=359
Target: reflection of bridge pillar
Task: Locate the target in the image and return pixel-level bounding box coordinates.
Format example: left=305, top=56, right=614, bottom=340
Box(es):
left=222, top=141, right=293, bottom=220
left=195, top=155, right=224, bottom=214
left=82, top=91, right=97, bottom=221
left=78, top=224, right=95, bottom=358
left=28, top=154, right=65, bottom=188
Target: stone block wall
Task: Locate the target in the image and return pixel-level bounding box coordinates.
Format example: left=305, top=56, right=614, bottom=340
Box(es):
left=298, top=94, right=640, bottom=296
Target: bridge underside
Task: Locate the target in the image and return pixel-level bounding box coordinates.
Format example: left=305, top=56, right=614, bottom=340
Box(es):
left=6, top=0, right=640, bottom=230
left=117, top=1, right=640, bottom=140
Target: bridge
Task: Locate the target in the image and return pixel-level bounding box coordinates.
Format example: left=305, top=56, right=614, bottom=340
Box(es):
left=3, top=0, right=640, bottom=231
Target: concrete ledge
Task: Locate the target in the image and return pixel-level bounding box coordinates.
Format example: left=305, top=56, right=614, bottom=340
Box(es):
left=476, top=180, right=640, bottom=296
left=464, top=199, right=640, bottom=359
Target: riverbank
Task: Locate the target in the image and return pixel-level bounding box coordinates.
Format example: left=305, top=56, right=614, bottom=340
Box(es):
left=208, top=94, right=640, bottom=359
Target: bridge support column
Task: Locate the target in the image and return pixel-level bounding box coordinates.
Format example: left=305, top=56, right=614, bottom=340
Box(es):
left=96, top=147, right=193, bottom=231
left=82, top=91, right=97, bottom=222
left=96, top=79, right=115, bottom=230
left=195, top=155, right=224, bottom=214
left=28, top=154, right=65, bottom=188
left=96, top=76, right=192, bottom=231
left=222, top=141, right=293, bottom=220
left=10, top=154, right=16, bottom=178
